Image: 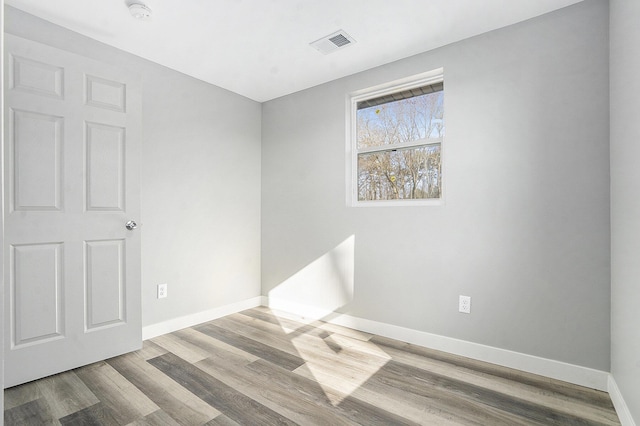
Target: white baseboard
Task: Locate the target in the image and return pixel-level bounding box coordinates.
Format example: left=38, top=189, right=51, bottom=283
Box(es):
left=609, top=375, right=637, bottom=426
left=264, top=297, right=610, bottom=392
left=142, top=296, right=263, bottom=340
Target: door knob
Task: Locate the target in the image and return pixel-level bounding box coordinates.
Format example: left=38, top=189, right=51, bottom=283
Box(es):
left=125, top=220, right=138, bottom=230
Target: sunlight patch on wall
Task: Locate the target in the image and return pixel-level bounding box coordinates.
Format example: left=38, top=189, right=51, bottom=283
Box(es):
left=268, top=235, right=355, bottom=313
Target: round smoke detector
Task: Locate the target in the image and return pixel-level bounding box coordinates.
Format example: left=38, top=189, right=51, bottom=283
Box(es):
left=129, top=3, right=152, bottom=20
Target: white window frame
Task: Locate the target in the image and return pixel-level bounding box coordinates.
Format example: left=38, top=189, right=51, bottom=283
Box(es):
left=346, top=68, right=445, bottom=207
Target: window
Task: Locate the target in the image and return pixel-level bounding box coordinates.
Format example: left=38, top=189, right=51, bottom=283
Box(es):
left=348, top=70, right=444, bottom=206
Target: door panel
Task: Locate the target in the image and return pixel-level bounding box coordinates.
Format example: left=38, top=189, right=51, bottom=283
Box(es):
left=10, top=55, right=64, bottom=99
left=11, top=109, right=63, bottom=211
left=85, top=74, right=126, bottom=112
left=85, top=122, right=125, bottom=211
left=85, top=239, right=125, bottom=330
left=11, top=243, right=64, bottom=346
left=4, top=34, right=142, bottom=387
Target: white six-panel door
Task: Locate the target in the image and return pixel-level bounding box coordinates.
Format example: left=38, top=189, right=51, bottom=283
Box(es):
left=3, top=34, right=142, bottom=387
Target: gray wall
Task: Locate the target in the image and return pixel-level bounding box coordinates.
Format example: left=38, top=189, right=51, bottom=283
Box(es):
left=610, top=0, right=640, bottom=422
left=1, top=0, right=5, bottom=417
left=4, top=6, right=262, bottom=328
left=262, top=0, right=611, bottom=370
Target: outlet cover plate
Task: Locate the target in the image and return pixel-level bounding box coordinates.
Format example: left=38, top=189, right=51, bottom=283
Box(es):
left=158, top=283, right=168, bottom=299
left=459, top=295, right=471, bottom=313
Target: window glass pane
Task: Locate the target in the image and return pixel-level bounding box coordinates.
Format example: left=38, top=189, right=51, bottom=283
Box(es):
left=356, top=90, right=444, bottom=150
left=357, top=144, right=441, bottom=201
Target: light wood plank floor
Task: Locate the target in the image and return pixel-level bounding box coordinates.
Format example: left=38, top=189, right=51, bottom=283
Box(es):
left=5, top=306, right=621, bottom=425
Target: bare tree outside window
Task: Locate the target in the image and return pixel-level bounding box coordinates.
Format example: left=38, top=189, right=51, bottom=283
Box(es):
left=355, top=84, right=444, bottom=202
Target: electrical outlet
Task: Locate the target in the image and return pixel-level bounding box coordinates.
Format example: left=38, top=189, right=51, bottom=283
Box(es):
left=158, top=283, right=168, bottom=299
left=459, top=295, right=471, bottom=314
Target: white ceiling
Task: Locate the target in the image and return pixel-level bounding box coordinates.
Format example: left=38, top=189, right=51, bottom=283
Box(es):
left=6, top=0, right=584, bottom=102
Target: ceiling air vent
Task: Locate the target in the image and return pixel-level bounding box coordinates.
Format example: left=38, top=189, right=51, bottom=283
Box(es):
left=310, top=30, right=356, bottom=54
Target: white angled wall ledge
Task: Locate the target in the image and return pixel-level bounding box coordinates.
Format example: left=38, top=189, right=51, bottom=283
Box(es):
left=142, top=296, right=263, bottom=340
left=608, top=376, right=638, bottom=426
left=265, top=297, right=610, bottom=392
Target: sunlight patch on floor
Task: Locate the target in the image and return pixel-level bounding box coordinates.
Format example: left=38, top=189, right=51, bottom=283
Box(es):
left=265, top=234, right=393, bottom=405
left=268, top=308, right=391, bottom=406
left=293, top=352, right=390, bottom=406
